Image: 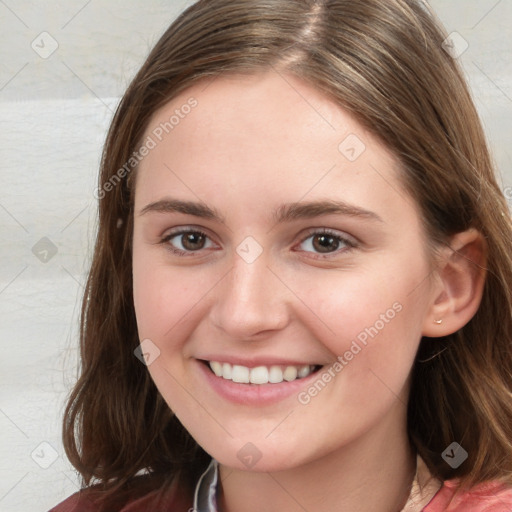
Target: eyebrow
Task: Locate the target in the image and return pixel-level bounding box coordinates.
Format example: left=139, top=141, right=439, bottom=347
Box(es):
left=139, top=198, right=383, bottom=223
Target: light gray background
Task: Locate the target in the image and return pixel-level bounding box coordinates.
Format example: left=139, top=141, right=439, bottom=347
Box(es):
left=0, top=1, right=510, bottom=510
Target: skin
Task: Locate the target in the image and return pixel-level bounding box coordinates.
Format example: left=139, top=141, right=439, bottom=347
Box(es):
left=131, top=70, right=486, bottom=511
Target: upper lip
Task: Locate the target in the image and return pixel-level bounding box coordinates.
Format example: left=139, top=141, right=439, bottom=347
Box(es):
left=197, top=356, right=325, bottom=368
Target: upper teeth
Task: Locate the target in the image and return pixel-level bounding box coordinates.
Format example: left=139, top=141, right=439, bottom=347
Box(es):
left=208, top=361, right=316, bottom=384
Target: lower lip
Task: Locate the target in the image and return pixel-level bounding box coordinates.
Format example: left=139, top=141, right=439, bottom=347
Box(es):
left=196, top=360, right=323, bottom=406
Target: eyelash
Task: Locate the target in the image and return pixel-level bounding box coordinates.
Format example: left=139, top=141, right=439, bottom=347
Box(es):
left=160, top=228, right=358, bottom=259
left=298, top=228, right=357, bottom=258
left=160, top=229, right=213, bottom=257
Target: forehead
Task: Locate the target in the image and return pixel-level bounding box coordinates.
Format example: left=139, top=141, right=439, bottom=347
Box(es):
left=134, top=70, right=416, bottom=225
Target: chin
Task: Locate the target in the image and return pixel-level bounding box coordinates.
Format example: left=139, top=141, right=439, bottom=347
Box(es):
left=198, top=436, right=316, bottom=473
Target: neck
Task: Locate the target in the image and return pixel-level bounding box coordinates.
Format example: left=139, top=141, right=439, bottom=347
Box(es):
left=217, top=402, right=416, bottom=512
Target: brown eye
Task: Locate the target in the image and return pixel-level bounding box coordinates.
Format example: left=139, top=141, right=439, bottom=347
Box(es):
left=311, top=234, right=340, bottom=253
left=181, top=232, right=206, bottom=251
left=162, top=229, right=215, bottom=255
left=297, top=230, right=356, bottom=257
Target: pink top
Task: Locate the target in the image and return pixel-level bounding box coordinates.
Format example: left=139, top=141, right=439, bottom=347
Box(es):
left=401, top=455, right=512, bottom=512
left=424, top=479, right=512, bottom=511
left=49, top=455, right=512, bottom=511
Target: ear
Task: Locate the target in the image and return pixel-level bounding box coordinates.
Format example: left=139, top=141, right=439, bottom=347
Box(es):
left=422, top=228, right=487, bottom=337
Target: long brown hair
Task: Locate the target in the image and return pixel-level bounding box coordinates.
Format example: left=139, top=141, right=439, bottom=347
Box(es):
left=62, top=0, right=512, bottom=508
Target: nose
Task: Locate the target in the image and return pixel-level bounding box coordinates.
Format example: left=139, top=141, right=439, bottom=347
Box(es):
left=209, top=251, right=291, bottom=340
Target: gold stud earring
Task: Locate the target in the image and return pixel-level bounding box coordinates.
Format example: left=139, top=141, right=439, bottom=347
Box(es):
left=434, top=319, right=443, bottom=324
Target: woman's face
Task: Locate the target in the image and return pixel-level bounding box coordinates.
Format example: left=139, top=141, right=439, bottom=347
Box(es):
left=132, top=70, right=436, bottom=471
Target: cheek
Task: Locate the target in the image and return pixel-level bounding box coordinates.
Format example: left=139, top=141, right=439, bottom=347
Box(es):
left=132, top=246, right=221, bottom=353
left=132, top=241, right=182, bottom=339
left=303, top=264, right=428, bottom=384
left=133, top=264, right=194, bottom=339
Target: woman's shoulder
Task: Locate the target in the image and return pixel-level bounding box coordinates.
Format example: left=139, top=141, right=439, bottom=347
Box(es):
left=48, top=474, right=194, bottom=512
left=426, top=478, right=512, bottom=511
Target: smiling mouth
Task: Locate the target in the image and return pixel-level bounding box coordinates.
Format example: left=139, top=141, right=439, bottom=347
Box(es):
left=202, top=360, right=323, bottom=385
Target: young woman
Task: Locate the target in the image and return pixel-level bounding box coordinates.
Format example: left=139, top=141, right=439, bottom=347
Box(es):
left=51, top=0, right=512, bottom=510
